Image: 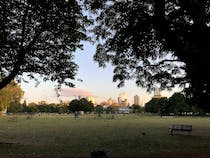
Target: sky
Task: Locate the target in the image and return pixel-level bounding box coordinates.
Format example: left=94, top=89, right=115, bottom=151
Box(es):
left=21, top=42, right=181, bottom=105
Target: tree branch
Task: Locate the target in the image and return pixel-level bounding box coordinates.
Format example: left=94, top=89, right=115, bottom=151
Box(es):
left=145, top=59, right=181, bottom=67
left=0, top=27, right=45, bottom=90
left=21, top=6, right=29, bottom=47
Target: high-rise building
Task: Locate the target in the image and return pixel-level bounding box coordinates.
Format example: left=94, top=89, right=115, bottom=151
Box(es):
left=38, top=101, right=48, bottom=105
left=117, top=97, right=121, bottom=105
left=118, top=92, right=128, bottom=106
left=134, top=95, right=140, bottom=105
left=152, top=88, right=162, bottom=99
left=87, top=96, right=95, bottom=104
left=120, top=92, right=126, bottom=101
left=108, top=98, right=114, bottom=106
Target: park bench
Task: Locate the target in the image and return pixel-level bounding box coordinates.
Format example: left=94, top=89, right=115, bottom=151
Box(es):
left=169, top=124, right=192, bottom=136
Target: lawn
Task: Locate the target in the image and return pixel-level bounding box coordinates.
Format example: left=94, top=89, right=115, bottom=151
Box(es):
left=0, top=114, right=210, bottom=158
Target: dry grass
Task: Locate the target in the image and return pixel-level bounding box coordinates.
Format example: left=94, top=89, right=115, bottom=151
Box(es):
left=0, top=114, right=210, bottom=158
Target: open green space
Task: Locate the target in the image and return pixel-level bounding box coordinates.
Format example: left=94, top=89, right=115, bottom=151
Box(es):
left=0, top=114, right=210, bottom=158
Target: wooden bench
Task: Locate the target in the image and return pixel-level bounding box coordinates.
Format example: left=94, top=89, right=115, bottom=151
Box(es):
left=169, top=124, right=192, bottom=136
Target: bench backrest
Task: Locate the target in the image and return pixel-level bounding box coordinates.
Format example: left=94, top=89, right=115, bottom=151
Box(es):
left=171, top=124, right=192, bottom=131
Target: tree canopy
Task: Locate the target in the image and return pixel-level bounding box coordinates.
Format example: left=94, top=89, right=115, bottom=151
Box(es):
left=145, top=93, right=191, bottom=115
left=69, top=98, right=94, bottom=113
left=86, top=0, right=210, bottom=108
left=1, top=0, right=210, bottom=109
left=95, top=105, right=104, bottom=117
left=0, top=0, right=90, bottom=89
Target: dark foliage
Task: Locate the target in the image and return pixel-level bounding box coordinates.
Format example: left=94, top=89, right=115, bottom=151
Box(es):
left=95, top=105, right=104, bottom=117
left=131, top=104, right=143, bottom=113
left=145, top=93, right=198, bottom=115
left=7, top=102, right=69, bottom=114
left=0, top=0, right=90, bottom=89
left=85, top=0, right=210, bottom=108
left=69, top=98, right=94, bottom=113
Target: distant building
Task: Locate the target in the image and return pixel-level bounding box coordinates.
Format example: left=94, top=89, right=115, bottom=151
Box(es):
left=87, top=96, right=95, bottom=104
left=152, top=88, right=166, bottom=99
left=108, top=98, right=114, bottom=106
left=134, top=95, right=140, bottom=105
left=121, top=99, right=129, bottom=107
left=117, top=97, right=121, bottom=105
left=120, top=92, right=126, bottom=101
left=112, top=101, right=118, bottom=107
left=38, top=101, right=48, bottom=105
left=118, top=107, right=131, bottom=114
left=118, top=92, right=129, bottom=106
left=28, top=102, right=37, bottom=106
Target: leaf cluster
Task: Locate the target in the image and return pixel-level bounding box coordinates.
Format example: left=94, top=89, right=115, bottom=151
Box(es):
left=0, top=80, right=24, bottom=111
left=89, top=0, right=210, bottom=103
left=0, top=0, right=91, bottom=89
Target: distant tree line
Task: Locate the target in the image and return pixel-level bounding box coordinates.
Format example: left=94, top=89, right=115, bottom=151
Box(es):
left=6, top=98, right=94, bottom=114
left=145, top=93, right=205, bottom=116
left=7, top=101, right=69, bottom=114
left=5, top=92, right=207, bottom=116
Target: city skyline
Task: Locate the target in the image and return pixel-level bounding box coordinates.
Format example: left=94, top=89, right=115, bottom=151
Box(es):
left=20, top=42, right=181, bottom=105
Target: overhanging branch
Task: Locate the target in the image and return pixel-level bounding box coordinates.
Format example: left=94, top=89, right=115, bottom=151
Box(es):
left=0, top=27, right=45, bottom=90
left=145, top=59, right=181, bottom=67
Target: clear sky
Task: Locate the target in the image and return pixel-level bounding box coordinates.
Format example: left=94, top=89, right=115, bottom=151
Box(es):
left=21, top=42, right=180, bottom=105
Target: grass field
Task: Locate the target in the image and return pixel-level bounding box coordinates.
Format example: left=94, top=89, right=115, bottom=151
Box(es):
left=0, top=114, right=210, bottom=158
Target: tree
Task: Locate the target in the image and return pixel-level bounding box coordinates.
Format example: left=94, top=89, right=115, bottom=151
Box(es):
left=79, top=98, right=94, bottom=113
left=69, top=99, right=81, bottom=113
left=0, top=0, right=90, bottom=90
left=131, top=104, right=142, bottom=113
left=145, top=97, right=169, bottom=115
left=85, top=0, right=210, bottom=108
left=0, top=81, right=24, bottom=112
left=106, top=106, right=116, bottom=114
left=95, top=105, right=104, bottom=117
left=168, top=93, right=190, bottom=115
left=7, top=102, right=24, bottom=113
left=68, top=98, right=94, bottom=113
left=145, top=98, right=160, bottom=113
left=158, top=98, right=170, bottom=116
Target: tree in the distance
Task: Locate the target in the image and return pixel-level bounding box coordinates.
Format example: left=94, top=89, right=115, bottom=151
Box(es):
left=69, top=99, right=81, bottom=113
left=145, top=98, right=160, bottom=113
left=168, top=93, right=190, bottom=115
left=131, top=104, right=142, bottom=114
left=95, top=105, right=104, bottom=117
left=79, top=98, right=94, bottom=113
left=68, top=98, right=94, bottom=113
left=0, top=0, right=90, bottom=90
left=85, top=0, right=210, bottom=109
left=0, top=81, right=24, bottom=112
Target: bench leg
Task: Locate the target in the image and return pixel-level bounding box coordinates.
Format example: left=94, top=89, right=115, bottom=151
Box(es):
left=171, top=130, right=173, bottom=136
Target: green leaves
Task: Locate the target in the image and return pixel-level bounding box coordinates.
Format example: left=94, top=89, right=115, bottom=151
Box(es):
left=69, top=98, right=94, bottom=113
left=89, top=0, right=210, bottom=109
left=0, top=0, right=90, bottom=89
left=0, top=81, right=24, bottom=111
